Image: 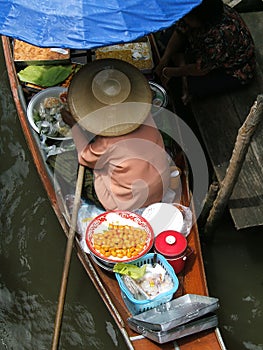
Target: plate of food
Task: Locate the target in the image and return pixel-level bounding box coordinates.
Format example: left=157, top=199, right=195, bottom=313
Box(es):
left=27, top=86, right=72, bottom=140
left=86, top=211, right=154, bottom=264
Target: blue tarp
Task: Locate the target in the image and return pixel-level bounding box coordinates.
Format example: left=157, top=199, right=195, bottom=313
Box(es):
left=0, top=0, right=202, bottom=49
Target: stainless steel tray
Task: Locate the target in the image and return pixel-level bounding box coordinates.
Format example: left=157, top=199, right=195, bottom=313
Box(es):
left=128, top=313, right=218, bottom=344
left=128, top=294, right=219, bottom=331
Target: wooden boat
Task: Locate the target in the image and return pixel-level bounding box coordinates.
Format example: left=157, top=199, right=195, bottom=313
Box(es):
left=2, top=35, right=226, bottom=350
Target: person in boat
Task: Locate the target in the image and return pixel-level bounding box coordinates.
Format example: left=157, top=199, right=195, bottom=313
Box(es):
left=52, top=59, right=170, bottom=211
left=154, top=0, right=256, bottom=104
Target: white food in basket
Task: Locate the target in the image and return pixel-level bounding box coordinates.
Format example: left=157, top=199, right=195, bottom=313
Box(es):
left=126, top=263, right=174, bottom=299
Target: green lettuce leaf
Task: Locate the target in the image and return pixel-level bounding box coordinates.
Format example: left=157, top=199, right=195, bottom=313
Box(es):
left=113, top=263, right=146, bottom=279
left=17, top=65, right=73, bottom=87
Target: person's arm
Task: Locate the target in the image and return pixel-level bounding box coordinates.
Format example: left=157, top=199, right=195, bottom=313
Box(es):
left=162, top=62, right=211, bottom=78
left=160, top=62, right=211, bottom=104
left=155, top=30, right=186, bottom=76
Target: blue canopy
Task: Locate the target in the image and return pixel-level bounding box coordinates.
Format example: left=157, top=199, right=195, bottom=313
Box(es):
left=0, top=0, right=201, bottom=49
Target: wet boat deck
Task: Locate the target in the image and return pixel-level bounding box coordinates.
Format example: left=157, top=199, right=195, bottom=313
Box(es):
left=190, top=11, right=263, bottom=230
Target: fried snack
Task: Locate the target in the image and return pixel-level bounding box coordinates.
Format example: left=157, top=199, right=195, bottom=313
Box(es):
left=13, top=40, right=70, bottom=62
left=92, top=224, right=148, bottom=259
left=95, top=42, right=153, bottom=71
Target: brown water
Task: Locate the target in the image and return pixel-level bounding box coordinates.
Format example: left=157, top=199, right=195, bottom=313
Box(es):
left=0, top=41, right=262, bottom=350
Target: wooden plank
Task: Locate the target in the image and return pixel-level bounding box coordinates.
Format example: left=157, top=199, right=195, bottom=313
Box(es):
left=190, top=12, right=263, bottom=229
left=191, top=72, right=263, bottom=229
left=241, top=12, right=263, bottom=68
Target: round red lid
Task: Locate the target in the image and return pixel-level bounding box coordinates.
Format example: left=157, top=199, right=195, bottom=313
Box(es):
left=154, top=230, right=187, bottom=257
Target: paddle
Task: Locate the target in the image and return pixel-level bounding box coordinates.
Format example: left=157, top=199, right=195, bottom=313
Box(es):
left=51, top=164, right=85, bottom=350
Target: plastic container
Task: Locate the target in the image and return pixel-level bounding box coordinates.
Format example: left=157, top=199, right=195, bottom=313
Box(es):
left=115, top=253, right=179, bottom=315
left=154, top=230, right=189, bottom=274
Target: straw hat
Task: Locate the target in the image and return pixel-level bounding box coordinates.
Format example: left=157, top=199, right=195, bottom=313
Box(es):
left=67, top=58, right=152, bottom=136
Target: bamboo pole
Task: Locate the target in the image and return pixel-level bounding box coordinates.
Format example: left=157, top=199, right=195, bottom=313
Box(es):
left=204, top=94, right=263, bottom=235
left=51, top=164, right=85, bottom=350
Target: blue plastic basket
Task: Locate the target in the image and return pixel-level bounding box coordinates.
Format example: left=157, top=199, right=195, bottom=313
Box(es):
left=115, top=253, right=179, bottom=315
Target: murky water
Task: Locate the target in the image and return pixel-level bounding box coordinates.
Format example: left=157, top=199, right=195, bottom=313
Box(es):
left=1, top=41, right=262, bottom=350
left=202, top=217, right=263, bottom=350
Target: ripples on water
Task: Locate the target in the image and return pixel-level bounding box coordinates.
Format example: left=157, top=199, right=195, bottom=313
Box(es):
left=0, top=46, right=127, bottom=349
left=202, top=220, right=263, bottom=350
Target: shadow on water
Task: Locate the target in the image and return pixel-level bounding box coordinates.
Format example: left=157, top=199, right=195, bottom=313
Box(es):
left=0, top=41, right=262, bottom=350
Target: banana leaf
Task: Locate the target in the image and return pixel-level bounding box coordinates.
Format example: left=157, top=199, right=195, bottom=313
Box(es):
left=17, top=65, right=73, bottom=87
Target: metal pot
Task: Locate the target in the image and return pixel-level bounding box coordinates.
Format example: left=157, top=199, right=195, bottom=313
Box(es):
left=149, top=81, right=168, bottom=115
left=154, top=230, right=188, bottom=274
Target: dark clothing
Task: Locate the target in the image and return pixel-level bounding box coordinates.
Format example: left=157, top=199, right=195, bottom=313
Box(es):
left=47, top=150, right=104, bottom=208
left=187, top=68, right=243, bottom=97
left=175, top=4, right=256, bottom=85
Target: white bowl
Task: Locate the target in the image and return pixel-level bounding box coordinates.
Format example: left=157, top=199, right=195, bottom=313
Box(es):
left=27, top=86, right=71, bottom=140
left=142, top=203, right=184, bottom=237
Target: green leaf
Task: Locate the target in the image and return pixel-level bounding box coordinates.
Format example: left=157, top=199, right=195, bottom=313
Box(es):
left=17, top=65, right=73, bottom=87
left=113, top=263, right=146, bottom=279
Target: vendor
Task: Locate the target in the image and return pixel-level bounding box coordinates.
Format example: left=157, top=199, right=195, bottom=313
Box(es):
left=155, top=0, right=256, bottom=104
left=53, top=59, right=170, bottom=211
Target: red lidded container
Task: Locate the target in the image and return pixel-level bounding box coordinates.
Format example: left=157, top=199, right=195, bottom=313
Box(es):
left=154, top=230, right=188, bottom=274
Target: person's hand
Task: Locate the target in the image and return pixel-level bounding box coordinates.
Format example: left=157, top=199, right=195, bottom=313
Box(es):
left=160, top=66, right=175, bottom=88
left=155, top=62, right=166, bottom=78
left=186, top=62, right=211, bottom=76
left=154, top=56, right=170, bottom=78
left=61, top=108, right=76, bottom=128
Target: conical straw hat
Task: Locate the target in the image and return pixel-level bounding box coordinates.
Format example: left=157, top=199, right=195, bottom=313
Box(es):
left=67, top=58, right=152, bottom=136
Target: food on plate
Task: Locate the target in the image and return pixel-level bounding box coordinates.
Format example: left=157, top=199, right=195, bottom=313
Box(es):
left=13, top=39, right=70, bottom=62
left=43, top=97, right=61, bottom=109
left=95, top=41, right=153, bottom=71
left=92, top=224, right=148, bottom=259
left=33, top=92, right=71, bottom=138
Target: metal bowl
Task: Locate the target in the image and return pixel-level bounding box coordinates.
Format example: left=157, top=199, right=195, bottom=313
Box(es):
left=89, top=253, right=116, bottom=272
left=27, top=86, right=71, bottom=140
left=149, top=81, right=168, bottom=115
left=86, top=210, right=154, bottom=264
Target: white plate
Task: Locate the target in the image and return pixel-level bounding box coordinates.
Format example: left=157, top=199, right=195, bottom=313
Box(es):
left=142, top=203, right=184, bottom=237
left=27, top=86, right=71, bottom=140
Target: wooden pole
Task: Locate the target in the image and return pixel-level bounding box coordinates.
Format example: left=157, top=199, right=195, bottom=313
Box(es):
left=204, top=94, right=263, bottom=235
left=198, top=181, right=219, bottom=229
left=51, top=164, right=85, bottom=350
